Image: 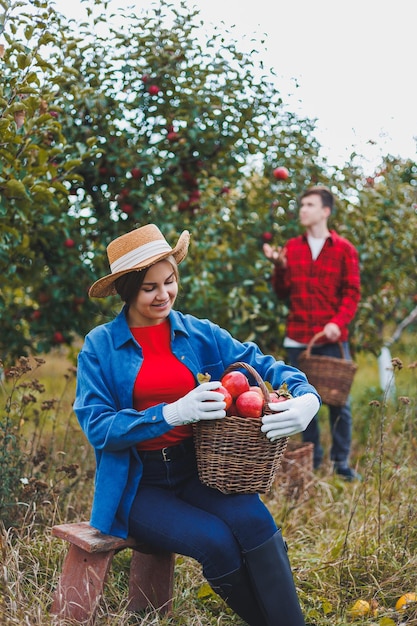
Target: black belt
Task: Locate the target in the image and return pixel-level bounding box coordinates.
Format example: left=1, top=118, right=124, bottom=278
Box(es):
left=139, top=438, right=195, bottom=462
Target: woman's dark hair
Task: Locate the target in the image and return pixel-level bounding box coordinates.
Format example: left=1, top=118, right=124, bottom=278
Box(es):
left=114, top=256, right=179, bottom=304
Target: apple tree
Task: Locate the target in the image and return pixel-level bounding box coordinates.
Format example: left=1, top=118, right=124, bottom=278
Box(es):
left=0, top=0, right=101, bottom=360
left=1, top=0, right=336, bottom=361
left=2, top=0, right=415, bottom=364
left=335, top=155, right=417, bottom=354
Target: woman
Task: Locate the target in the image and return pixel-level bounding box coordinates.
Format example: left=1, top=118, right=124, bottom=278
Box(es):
left=74, top=224, right=320, bottom=626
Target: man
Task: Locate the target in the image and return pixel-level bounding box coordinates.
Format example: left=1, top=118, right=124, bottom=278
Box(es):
left=263, top=186, right=361, bottom=480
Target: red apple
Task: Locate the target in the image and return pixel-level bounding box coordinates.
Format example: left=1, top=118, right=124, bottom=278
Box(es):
left=167, top=131, right=179, bottom=142
left=121, top=203, right=134, bottom=214
left=221, top=371, right=250, bottom=400
left=148, top=84, right=160, bottom=96
left=227, top=400, right=238, bottom=416
left=178, top=200, right=191, bottom=211
left=52, top=331, right=65, bottom=344
left=272, top=166, right=289, bottom=180
left=131, top=167, right=143, bottom=179
left=31, top=310, right=42, bottom=321
left=262, top=232, right=273, bottom=243
left=216, top=385, right=233, bottom=410
left=235, top=390, right=264, bottom=418
left=64, top=238, right=75, bottom=248
left=249, top=385, right=263, bottom=398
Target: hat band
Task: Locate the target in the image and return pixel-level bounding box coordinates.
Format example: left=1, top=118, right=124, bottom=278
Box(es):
left=110, top=240, right=172, bottom=274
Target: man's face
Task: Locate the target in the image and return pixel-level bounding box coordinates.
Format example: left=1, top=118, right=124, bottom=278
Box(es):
left=299, top=193, right=329, bottom=228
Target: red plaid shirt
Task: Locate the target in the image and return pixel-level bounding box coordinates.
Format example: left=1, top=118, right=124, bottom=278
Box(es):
left=271, top=230, right=360, bottom=343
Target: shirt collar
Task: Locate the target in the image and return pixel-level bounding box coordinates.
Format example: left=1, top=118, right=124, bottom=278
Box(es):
left=302, top=229, right=336, bottom=244
left=111, top=306, right=190, bottom=349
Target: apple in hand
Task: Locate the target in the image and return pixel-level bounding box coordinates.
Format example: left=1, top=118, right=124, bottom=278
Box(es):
left=216, top=385, right=233, bottom=411
left=236, top=390, right=264, bottom=418
left=221, top=371, right=250, bottom=399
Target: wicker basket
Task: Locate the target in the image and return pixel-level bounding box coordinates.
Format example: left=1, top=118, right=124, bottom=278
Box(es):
left=276, top=441, right=314, bottom=498
left=298, top=332, right=357, bottom=406
left=193, top=362, right=288, bottom=494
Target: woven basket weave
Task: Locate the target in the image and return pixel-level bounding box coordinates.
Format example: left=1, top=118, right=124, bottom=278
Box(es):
left=298, top=331, right=357, bottom=406
left=193, top=362, right=288, bottom=494
left=276, top=441, right=314, bottom=498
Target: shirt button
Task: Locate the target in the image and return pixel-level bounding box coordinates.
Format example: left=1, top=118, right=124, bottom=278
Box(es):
left=152, top=415, right=156, bottom=421
left=181, top=355, right=185, bottom=360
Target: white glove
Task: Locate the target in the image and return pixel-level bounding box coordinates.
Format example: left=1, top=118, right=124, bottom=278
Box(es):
left=261, top=393, right=320, bottom=441
left=163, top=381, right=226, bottom=426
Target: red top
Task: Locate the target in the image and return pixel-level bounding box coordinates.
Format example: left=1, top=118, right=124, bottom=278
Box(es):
left=131, top=320, right=194, bottom=450
left=271, top=230, right=360, bottom=343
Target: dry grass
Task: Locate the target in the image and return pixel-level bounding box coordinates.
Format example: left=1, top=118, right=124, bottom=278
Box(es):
left=1, top=342, right=417, bottom=625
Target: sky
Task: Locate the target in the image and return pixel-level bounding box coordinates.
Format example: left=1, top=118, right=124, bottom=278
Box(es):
left=52, top=0, right=416, bottom=173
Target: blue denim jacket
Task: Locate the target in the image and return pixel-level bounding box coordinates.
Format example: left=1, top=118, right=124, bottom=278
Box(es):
left=74, top=305, right=319, bottom=537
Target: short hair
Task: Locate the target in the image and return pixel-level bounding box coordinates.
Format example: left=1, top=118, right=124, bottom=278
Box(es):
left=114, top=256, right=179, bottom=304
left=300, top=186, right=335, bottom=212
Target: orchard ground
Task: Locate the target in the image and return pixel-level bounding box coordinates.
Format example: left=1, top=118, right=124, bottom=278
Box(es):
left=1, top=334, right=417, bottom=625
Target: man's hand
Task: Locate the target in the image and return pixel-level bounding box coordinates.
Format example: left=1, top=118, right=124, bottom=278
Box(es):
left=262, top=243, right=287, bottom=268
left=322, top=323, right=341, bottom=342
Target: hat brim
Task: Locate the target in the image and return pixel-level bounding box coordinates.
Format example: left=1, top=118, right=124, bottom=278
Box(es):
left=89, top=230, right=190, bottom=298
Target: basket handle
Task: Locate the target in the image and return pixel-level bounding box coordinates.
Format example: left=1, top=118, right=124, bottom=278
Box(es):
left=306, top=331, right=345, bottom=359
left=221, top=362, right=272, bottom=414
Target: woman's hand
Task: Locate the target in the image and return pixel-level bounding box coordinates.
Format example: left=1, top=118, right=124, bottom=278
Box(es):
left=261, top=393, right=320, bottom=441
left=163, top=382, right=226, bottom=426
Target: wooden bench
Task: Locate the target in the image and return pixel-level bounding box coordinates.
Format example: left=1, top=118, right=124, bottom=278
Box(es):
left=51, top=521, right=175, bottom=622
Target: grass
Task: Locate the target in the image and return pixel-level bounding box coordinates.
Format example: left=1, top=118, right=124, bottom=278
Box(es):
left=1, top=340, right=417, bottom=625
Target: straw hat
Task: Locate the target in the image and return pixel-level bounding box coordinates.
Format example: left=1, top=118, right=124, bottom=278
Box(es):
left=89, top=224, right=190, bottom=298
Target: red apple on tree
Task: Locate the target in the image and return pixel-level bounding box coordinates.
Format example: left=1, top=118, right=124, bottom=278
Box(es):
left=64, top=238, right=75, bottom=248
left=236, top=390, right=264, bottom=418
left=130, top=167, right=143, bottom=179
left=148, top=84, right=160, bottom=96
left=167, top=131, right=179, bottom=142
left=272, top=166, right=289, bottom=180
left=221, top=371, right=250, bottom=399
left=178, top=200, right=191, bottom=211
left=52, top=331, right=65, bottom=344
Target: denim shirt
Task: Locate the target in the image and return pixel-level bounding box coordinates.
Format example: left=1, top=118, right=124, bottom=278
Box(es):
left=74, top=306, right=319, bottom=538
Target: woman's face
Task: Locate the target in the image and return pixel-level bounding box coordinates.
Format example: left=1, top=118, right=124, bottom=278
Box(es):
left=127, top=260, right=178, bottom=327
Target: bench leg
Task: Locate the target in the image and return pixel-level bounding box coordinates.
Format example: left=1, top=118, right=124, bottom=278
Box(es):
left=51, top=543, right=115, bottom=622
left=128, top=550, right=175, bottom=615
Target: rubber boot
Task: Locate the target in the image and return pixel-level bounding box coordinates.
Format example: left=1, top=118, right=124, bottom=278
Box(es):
left=244, top=530, right=305, bottom=626
left=208, top=566, right=267, bottom=626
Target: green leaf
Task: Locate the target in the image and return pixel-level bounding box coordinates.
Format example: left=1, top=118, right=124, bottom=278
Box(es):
left=4, top=179, right=29, bottom=199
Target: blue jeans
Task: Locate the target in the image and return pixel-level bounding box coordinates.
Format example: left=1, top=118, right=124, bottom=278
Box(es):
left=286, top=342, right=353, bottom=469
left=128, top=442, right=278, bottom=580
